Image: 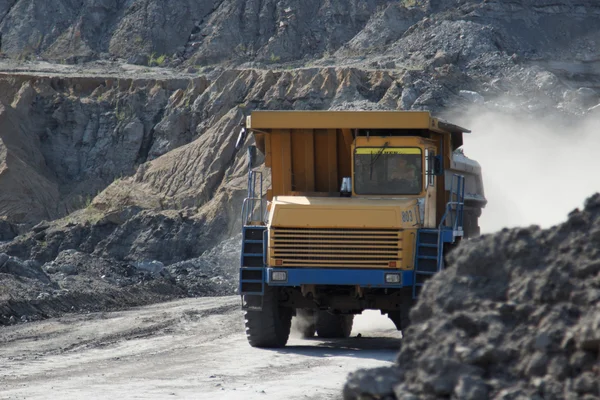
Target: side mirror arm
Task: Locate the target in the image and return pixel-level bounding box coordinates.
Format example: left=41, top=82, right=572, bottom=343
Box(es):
left=235, top=127, right=247, bottom=150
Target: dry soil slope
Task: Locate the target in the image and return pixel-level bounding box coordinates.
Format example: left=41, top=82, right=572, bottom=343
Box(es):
left=0, top=99, right=59, bottom=225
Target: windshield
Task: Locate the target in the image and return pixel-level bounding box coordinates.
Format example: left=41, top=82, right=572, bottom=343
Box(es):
left=354, top=147, right=423, bottom=195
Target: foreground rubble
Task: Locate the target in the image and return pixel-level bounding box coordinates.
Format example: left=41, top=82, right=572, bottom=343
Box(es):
left=345, top=194, right=600, bottom=400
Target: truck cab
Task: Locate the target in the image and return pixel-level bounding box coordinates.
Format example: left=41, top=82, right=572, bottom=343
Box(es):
left=239, top=111, right=486, bottom=348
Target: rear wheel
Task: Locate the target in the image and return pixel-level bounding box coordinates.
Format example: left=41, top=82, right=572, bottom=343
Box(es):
left=464, top=209, right=482, bottom=239
left=387, top=291, right=415, bottom=331
left=244, top=286, right=292, bottom=348
left=316, top=311, right=354, bottom=338
left=387, top=305, right=411, bottom=331
left=295, top=309, right=316, bottom=338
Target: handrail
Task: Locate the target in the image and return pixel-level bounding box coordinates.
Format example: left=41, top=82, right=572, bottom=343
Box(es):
left=242, top=170, right=266, bottom=225
left=263, top=229, right=268, bottom=266
left=436, top=174, right=465, bottom=271
left=241, top=197, right=264, bottom=224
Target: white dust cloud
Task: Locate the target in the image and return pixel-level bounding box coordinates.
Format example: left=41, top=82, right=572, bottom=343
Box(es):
left=351, top=310, right=397, bottom=335
left=461, top=110, right=600, bottom=233
left=290, top=312, right=313, bottom=338
left=291, top=310, right=398, bottom=338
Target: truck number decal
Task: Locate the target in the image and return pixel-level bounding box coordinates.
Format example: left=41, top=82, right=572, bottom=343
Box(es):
left=402, top=211, right=414, bottom=223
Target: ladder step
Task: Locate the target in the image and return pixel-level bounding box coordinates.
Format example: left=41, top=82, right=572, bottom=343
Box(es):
left=243, top=240, right=264, bottom=244
left=240, top=279, right=263, bottom=283
left=418, top=243, right=438, bottom=248
left=418, top=255, right=438, bottom=260
left=414, top=271, right=436, bottom=276
left=242, top=253, right=263, bottom=257
left=241, top=292, right=264, bottom=297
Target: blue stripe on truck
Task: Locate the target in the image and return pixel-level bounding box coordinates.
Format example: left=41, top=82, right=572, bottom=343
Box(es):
left=265, top=268, right=413, bottom=288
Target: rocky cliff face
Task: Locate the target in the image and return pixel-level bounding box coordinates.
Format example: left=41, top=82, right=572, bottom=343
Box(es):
left=0, top=72, right=199, bottom=224
left=1, top=0, right=599, bottom=68
left=0, top=0, right=397, bottom=65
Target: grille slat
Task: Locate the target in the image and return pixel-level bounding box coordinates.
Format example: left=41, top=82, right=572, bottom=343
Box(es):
left=274, top=244, right=399, bottom=248
left=271, top=227, right=402, bottom=268
left=272, top=233, right=399, bottom=237
left=274, top=252, right=400, bottom=257
left=283, top=261, right=389, bottom=267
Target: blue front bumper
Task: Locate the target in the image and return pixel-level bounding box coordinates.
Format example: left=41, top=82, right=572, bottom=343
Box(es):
left=264, top=268, right=413, bottom=288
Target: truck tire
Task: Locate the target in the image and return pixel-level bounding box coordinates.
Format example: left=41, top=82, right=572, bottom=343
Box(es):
left=387, top=304, right=411, bottom=331
left=387, top=291, right=414, bottom=331
left=464, top=209, right=482, bottom=239
left=244, top=286, right=292, bottom=348
left=296, top=309, right=316, bottom=338
left=316, top=312, right=354, bottom=338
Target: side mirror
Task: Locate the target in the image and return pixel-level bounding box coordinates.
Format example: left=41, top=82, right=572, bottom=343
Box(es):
left=432, top=155, right=443, bottom=176
left=247, top=145, right=257, bottom=169
left=340, top=177, right=352, bottom=197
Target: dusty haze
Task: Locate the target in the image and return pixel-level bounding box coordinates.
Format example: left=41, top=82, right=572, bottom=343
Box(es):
left=351, top=310, right=397, bottom=335
left=291, top=310, right=397, bottom=338
left=461, top=109, right=600, bottom=233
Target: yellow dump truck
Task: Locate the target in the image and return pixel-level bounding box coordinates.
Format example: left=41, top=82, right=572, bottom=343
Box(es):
left=237, top=111, right=486, bottom=348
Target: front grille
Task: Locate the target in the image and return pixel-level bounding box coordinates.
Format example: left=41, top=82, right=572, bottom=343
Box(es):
left=271, top=228, right=402, bottom=267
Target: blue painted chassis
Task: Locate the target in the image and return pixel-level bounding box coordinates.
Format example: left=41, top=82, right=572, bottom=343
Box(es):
left=265, top=267, right=412, bottom=288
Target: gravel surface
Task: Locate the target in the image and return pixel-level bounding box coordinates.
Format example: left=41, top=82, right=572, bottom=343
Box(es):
left=0, top=297, right=400, bottom=400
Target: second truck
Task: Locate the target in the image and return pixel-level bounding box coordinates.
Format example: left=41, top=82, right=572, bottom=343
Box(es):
left=238, top=110, right=486, bottom=347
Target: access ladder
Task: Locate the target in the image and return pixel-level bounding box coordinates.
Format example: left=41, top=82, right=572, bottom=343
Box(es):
left=413, top=174, right=465, bottom=298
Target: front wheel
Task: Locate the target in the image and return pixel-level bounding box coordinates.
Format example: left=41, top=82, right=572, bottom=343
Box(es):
left=244, top=286, right=292, bottom=348
left=316, top=312, right=354, bottom=338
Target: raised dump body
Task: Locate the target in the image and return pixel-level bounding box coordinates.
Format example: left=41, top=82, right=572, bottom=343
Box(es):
left=238, top=111, right=486, bottom=348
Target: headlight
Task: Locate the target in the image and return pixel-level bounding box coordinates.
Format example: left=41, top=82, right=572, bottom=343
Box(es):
left=271, top=271, right=288, bottom=281
left=385, top=273, right=401, bottom=284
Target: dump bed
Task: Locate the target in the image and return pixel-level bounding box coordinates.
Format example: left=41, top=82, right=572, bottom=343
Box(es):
left=247, top=110, right=467, bottom=201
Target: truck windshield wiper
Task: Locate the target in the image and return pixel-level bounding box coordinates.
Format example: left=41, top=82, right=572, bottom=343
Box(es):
left=369, top=142, right=389, bottom=179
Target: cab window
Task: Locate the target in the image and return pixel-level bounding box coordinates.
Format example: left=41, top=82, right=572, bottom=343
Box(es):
left=354, top=147, right=423, bottom=195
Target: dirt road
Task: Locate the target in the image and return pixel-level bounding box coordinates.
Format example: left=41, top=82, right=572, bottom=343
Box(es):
left=0, top=296, right=401, bottom=400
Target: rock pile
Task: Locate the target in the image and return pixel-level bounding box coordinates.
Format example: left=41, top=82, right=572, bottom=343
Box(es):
left=166, top=234, right=242, bottom=296
left=0, top=235, right=241, bottom=326
left=0, top=219, right=16, bottom=241
left=345, top=194, right=600, bottom=400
